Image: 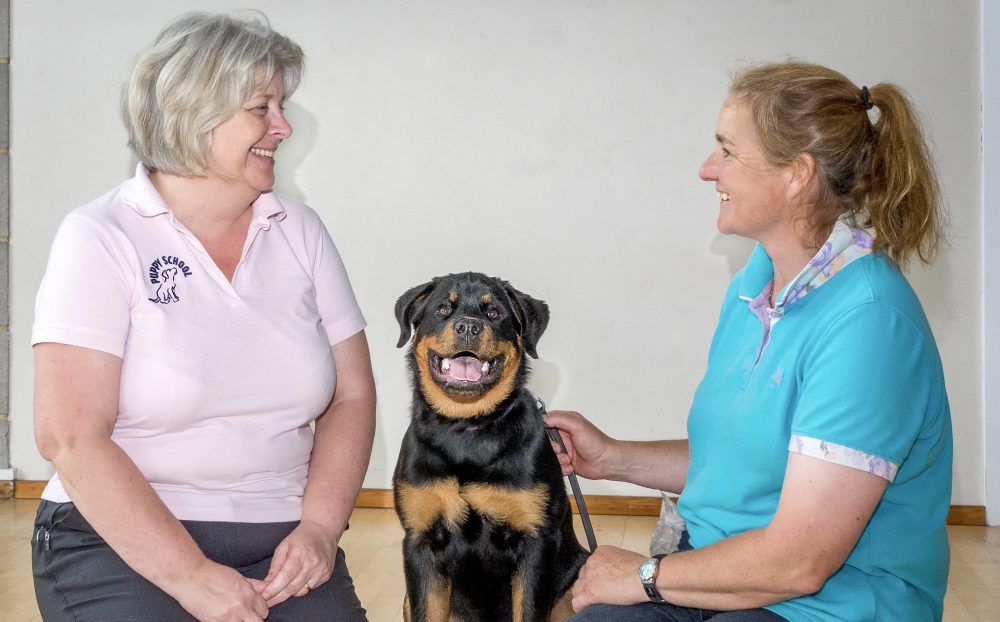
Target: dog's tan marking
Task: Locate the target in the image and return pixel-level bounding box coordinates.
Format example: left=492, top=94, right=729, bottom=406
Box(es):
left=425, top=577, right=452, bottom=622
left=414, top=325, right=523, bottom=419
left=482, top=294, right=491, bottom=304
left=461, top=483, right=549, bottom=536
left=449, top=291, right=458, bottom=302
left=512, top=570, right=525, bottom=622
left=549, top=590, right=576, bottom=622
left=396, top=478, right=469, bottom=533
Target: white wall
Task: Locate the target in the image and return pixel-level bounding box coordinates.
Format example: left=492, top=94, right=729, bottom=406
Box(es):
left=9, top=1, right=985, bottom=503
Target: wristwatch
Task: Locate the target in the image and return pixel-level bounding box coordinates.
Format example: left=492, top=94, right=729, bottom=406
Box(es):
left=638, top=555, right=666, bottom=603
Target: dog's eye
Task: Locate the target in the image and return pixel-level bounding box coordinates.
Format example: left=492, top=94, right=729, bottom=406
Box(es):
left=437, top=305, right=451, bottom=317
left=486, top=308, right=500, bottom=320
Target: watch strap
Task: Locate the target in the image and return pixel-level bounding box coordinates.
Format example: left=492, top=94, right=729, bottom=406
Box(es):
left=643, top=582, right=666, bottom=603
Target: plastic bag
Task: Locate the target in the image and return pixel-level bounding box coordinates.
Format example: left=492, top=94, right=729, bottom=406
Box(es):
left=649, top=491, right=686, bottom=557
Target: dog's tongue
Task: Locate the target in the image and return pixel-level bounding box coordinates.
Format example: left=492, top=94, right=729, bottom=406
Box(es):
left=447, top=356, right=484, bottom=382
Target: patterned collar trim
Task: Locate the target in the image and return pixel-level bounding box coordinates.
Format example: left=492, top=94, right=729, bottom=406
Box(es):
left=775, top=218, right=873, bottom=310
left=740, top=219, right=873, bottom=356
left=753, top=219, right=873, bottom=318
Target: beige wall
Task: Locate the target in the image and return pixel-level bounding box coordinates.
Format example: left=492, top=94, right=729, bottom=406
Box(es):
left=8, top=1, right=986, bottom=504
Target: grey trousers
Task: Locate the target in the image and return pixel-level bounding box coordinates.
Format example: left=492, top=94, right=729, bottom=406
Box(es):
left=32, top=500, right=368, bottom=622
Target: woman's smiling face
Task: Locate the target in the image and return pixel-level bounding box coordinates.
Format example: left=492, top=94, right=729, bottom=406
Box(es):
left=208, top=71, right=292, bottom=193
left=699, top=96, right=797, bottom=244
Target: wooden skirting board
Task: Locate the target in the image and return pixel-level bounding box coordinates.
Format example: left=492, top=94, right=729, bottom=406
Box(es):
left=12, top=480, right=47, bottom=499
left=13, top=482, right=988, bottom=526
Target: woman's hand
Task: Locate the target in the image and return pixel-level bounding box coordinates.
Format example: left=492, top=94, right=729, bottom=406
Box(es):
left=258, top=519, right=338, bottom=607
left=570, top=545, right=649, bottom=611
left=174, top=560, right=269, bottom=622
left=542, top=410, right=617, bottom=479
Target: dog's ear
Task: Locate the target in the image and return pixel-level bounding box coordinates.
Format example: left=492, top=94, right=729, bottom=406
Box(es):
left=503, top=285, right=550, bottom=359
left=395, top=280, right=437, bottom=348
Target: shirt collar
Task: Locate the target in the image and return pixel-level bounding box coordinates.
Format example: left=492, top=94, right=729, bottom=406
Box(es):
left=120, top=163, right=287, bottom=225
left=120, top=163, right=171, bottom=217
left=738, top=217, right=874, bottom=313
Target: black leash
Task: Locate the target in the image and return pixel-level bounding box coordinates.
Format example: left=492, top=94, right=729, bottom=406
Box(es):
left=538, top=398, right=598, bottom=552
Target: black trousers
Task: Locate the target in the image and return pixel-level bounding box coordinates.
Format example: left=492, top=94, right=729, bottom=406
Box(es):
left=32, top=500, right=368, bottom=622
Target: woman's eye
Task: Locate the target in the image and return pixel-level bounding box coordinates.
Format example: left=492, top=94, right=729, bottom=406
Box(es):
left=487, top=309, right=499, bottom=320
left=437, top=305, right=451, bottom=316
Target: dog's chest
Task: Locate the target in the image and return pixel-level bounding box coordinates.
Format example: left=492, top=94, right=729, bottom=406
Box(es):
left=396, top=477, right=549, bottom=538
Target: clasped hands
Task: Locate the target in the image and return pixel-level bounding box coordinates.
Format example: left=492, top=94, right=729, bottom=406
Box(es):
left=178, top=519, right=339, bottom=622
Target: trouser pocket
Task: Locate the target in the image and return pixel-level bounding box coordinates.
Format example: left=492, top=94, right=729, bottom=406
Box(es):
left=32, top=500, right=76, bottom=556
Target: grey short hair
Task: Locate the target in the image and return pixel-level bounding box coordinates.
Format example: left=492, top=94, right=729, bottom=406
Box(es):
left=119, top=11, right=305, bottom=176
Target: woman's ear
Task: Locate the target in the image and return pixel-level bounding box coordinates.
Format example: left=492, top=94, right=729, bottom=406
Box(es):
left=786, top=152, right=818, bottom=202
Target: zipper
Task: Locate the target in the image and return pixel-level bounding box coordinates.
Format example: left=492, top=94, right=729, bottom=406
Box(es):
left=35, top=526, right=51, bottom=551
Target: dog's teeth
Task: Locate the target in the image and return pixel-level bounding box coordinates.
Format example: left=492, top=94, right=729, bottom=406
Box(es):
left=442, top=358, right=451, bottom=371
left=482, top=361, right=489, bottom=373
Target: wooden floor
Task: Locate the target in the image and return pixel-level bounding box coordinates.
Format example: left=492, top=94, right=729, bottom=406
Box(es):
left=2, top=498, right=998, bottom=621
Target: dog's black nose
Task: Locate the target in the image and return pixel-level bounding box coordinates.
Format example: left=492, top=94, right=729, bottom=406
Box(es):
left=454, top=317, right=483, bottom=339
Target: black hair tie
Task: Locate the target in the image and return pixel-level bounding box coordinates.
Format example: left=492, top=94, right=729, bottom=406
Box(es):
left=861, top=86, right=873, bottom=110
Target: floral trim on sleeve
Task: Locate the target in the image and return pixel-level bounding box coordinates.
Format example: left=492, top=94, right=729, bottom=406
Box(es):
left=788, top=434, right=898, bottom=482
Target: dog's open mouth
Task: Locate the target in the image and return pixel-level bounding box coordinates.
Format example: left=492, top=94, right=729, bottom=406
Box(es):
left=428, top=351, right=503, bottom=393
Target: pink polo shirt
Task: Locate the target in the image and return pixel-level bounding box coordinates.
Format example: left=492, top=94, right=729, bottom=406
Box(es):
left=33, top=165, right=367, bottom=522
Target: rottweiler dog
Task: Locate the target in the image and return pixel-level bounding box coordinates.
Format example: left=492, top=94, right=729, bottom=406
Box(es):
left=393, top=272, right=589, bottom=622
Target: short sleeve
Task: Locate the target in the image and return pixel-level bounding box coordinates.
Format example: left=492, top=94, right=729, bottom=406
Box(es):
left=789, top=302, right=931, bottom=480
left=32, top=213, right=134, bottom=357
left=312, top=223, right=366, bottom=346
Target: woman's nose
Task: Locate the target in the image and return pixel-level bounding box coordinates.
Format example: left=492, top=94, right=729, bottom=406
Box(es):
left=270, top=112, right=292, bottom=139
left=699, top=153, right=718, bottom=181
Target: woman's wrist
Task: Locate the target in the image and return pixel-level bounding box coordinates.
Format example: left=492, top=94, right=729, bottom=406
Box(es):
left=297, top=516, right=344, bottom=548
left=605, top=441, right=661, bottom=486
left=602, top=439, right=633, bottom=482
left=158, top=552, right=217, bottom=599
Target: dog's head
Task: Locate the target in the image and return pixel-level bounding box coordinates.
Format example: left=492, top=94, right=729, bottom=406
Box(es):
left=396, top=272, right=549, bottom=419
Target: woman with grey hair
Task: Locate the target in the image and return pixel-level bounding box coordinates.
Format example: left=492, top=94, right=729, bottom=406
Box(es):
left=31, top=12, right=374, bottom=622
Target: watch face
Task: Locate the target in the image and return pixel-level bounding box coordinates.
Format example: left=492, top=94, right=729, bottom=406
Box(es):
left=638, top=559, right=657, bottom=582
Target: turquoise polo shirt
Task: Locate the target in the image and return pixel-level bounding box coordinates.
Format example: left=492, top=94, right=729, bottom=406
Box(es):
left=678, top=232, right=952, bottom=622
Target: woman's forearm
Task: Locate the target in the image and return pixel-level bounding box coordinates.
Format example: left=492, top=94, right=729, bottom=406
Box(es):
left=300, top=393, right=376, bottom=540
left=35, top=343, right=209, bottom=600
left=653, top=527, right=812, bottom=609
left=300, top=333, right=377, bottom=542
left=605, top=439, right=689, bottom=494
left=51, top=438, right=209, bottom=596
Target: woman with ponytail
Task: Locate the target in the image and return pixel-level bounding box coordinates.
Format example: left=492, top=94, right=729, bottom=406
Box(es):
left=547, top=61, right=951, bottom=622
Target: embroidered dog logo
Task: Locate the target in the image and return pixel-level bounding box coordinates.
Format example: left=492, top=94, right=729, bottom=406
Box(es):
left=149, top=267, right=180, bottom=303
left=148, top=255, right=193, bottom=304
